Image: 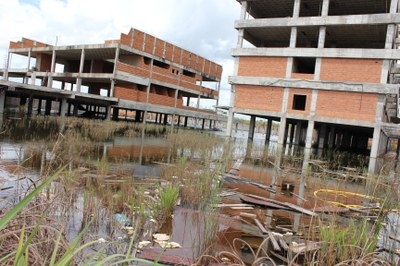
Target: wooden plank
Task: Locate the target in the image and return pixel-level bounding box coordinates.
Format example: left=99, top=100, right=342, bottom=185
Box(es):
left=253, top=218, right=268, bottom=234
left=267, top=231, right=281, bottom=251
left=242, top=194, right=318, bottom=217
left=240, top=195, right=291, bottom=210
left=230, top=206, right=254, bottom=210
left=239, top=212, right=257, bottom=219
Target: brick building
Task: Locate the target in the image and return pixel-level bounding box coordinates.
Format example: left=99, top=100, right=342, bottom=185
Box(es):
left=227, top=0, right=400, bottom=173
left=0, top=28, right=223, bottom=129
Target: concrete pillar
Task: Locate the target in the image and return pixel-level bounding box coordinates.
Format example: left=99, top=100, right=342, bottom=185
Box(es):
left=105, top=105, right=111, bottom=120
left=135, top=111, right=142, bottom=122
left=27, top=96, right=34, bottom=116
left=73, top=103, right=79, bottom=116
left=277, top=117, right=287, bottom=146
left=289, top=122, right=295, bottom=145
left=318, top=124, right=327, bottom=149
left=76, top=49, right=85, bottom=92
left=37, top=99, right=42, bottom=114
left=48, top=49, right=56, bottom=88
left=369, top=95, right=386, bottom=174
left=283, top=122, right=290, bottom=146
left=3, top=52, right=11, bottom=81
left=110, top=45, right=120, bottom=97
left=265, top=119, right=273, bottom=143
left=163, top=114, right=168, bottom=125
left=112, top=107, right=119, bottom=121
left=45, top=99, right=52, bottom=115
left=248, top=115, right=256, bottom=141
left=59, top=98, right=67, bottom=117
left=0, top=90, right=5, bottom=114
left=328, top=126, right=335, bottom=148
left=294, top=121, right=302, bottom=145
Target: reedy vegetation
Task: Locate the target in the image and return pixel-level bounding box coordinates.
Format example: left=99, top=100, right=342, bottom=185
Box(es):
left=0, top=116, right=399, bottom=265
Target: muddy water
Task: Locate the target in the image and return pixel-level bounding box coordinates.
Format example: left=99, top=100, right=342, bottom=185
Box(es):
left=0, top=126, right=399, bottom=265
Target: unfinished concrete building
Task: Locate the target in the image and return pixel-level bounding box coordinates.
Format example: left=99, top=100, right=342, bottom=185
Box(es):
left=227, top=0, right=400, bottom=173
left=0, top=28, right=222, bottom=129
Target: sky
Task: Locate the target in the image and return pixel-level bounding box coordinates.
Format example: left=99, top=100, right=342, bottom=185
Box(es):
left=0, top=0, right=242, bottom=106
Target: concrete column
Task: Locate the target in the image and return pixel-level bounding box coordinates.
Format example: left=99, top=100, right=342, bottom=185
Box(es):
left=369, top=95, right=386, bottom=173
left=321, top=0, right=330, bottom=15
left=27, top=96, right=34, bottom=116
left=265, top=119, right=272, bottom=143
left=110, top=45, right=120, bottom=97
left=105, top=105, right=111, bottom=120
left=37, top=99, right=42, bottom=114
left=3, top=52, right=11, bottom=81
left=48, top=49, right=56, bottom=88
left=25, top=49, right=32, bottom=84
left=135, top=111, right=142, bottom=122
left=76, top=49, right=85, bottom=92
left=112, top=107, right=119, bottom=121
left=45, top=99, right=52, bottom=115
left=278, top=88, right=290, bottom=145
left=73, top=103, right=79, bottom=116
left=0, top=90, right=5, bottom=114
left=304, top=121, right=315, bottom=149
left=283, top=122, right=290, bottom=146
left=163, top=114, right=168, bottom=125
left=248, top=115, right=256, bottom=141
left=289, top=122, right=295, bottom=145
left=341, top=131, right=352, bottom=149
left=328, top=126, right=335, bottom=148
left=294, top=121, right=302, bottom=145
left=318, top=124, right=327, bottom=149
left=293, top=0, right=300, bottom=17
left=390, top=0, right=399, bottom=13
left=59, top=98, right=67, bottom=117
left=278, top=117, right=287, bottom=146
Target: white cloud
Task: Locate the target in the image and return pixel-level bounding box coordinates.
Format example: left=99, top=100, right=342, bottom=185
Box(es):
left=1, top=0, right=241, bottom=105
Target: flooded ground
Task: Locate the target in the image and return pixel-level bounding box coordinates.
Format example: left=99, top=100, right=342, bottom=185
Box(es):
left=0, top=117, right=400, bottom=265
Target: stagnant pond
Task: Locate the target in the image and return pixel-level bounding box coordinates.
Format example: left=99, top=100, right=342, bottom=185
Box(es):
left=0, top=116, right=400, bottom=265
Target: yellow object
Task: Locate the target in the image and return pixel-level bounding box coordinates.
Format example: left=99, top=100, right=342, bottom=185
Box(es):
left=313, top=189, right=383, bottom=209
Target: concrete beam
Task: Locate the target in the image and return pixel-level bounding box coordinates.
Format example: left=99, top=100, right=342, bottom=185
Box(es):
left=228, top=76, right=398, bottom=94
left=234, top=14, right=400, bottom=29
left=233, top=107, right=376, bottom=128
left=232, top=47, right=400, bottom=60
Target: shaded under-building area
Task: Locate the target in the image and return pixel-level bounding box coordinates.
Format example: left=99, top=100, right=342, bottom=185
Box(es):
left=228, top=0, right=400, bottom=174
left=0, top=28, right=225, bottom=130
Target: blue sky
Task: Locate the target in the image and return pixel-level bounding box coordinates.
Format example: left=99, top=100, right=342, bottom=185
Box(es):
left=1, top=0, right=242, bottom=106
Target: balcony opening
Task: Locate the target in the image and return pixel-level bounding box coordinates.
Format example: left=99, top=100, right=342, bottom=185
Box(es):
left=292, top=57, right=316, bottom=74
left=153, top=59, right=169, bottom=69
left=143, top=57, right=151, bottom=65
left=292, top=94, right=307, bottom=111
left=183, top=69, right=196, bottom=78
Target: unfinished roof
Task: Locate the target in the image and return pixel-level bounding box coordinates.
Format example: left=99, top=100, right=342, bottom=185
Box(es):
left=236, top=0, right=395, bottom=49
left=238, top=0, right=392, bottom=19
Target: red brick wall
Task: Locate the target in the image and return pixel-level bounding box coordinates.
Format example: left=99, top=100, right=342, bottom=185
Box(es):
left=320, top=58, right=383, bottom=83
left=316, top=91, right=378, bottom=121
left=36, top=53, right=52, bottom=71
left=238, top=57, right=287, bottom=77
left=235, top=85, right=284, bottom=112
left=114, top=86, right=183, bottom=108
